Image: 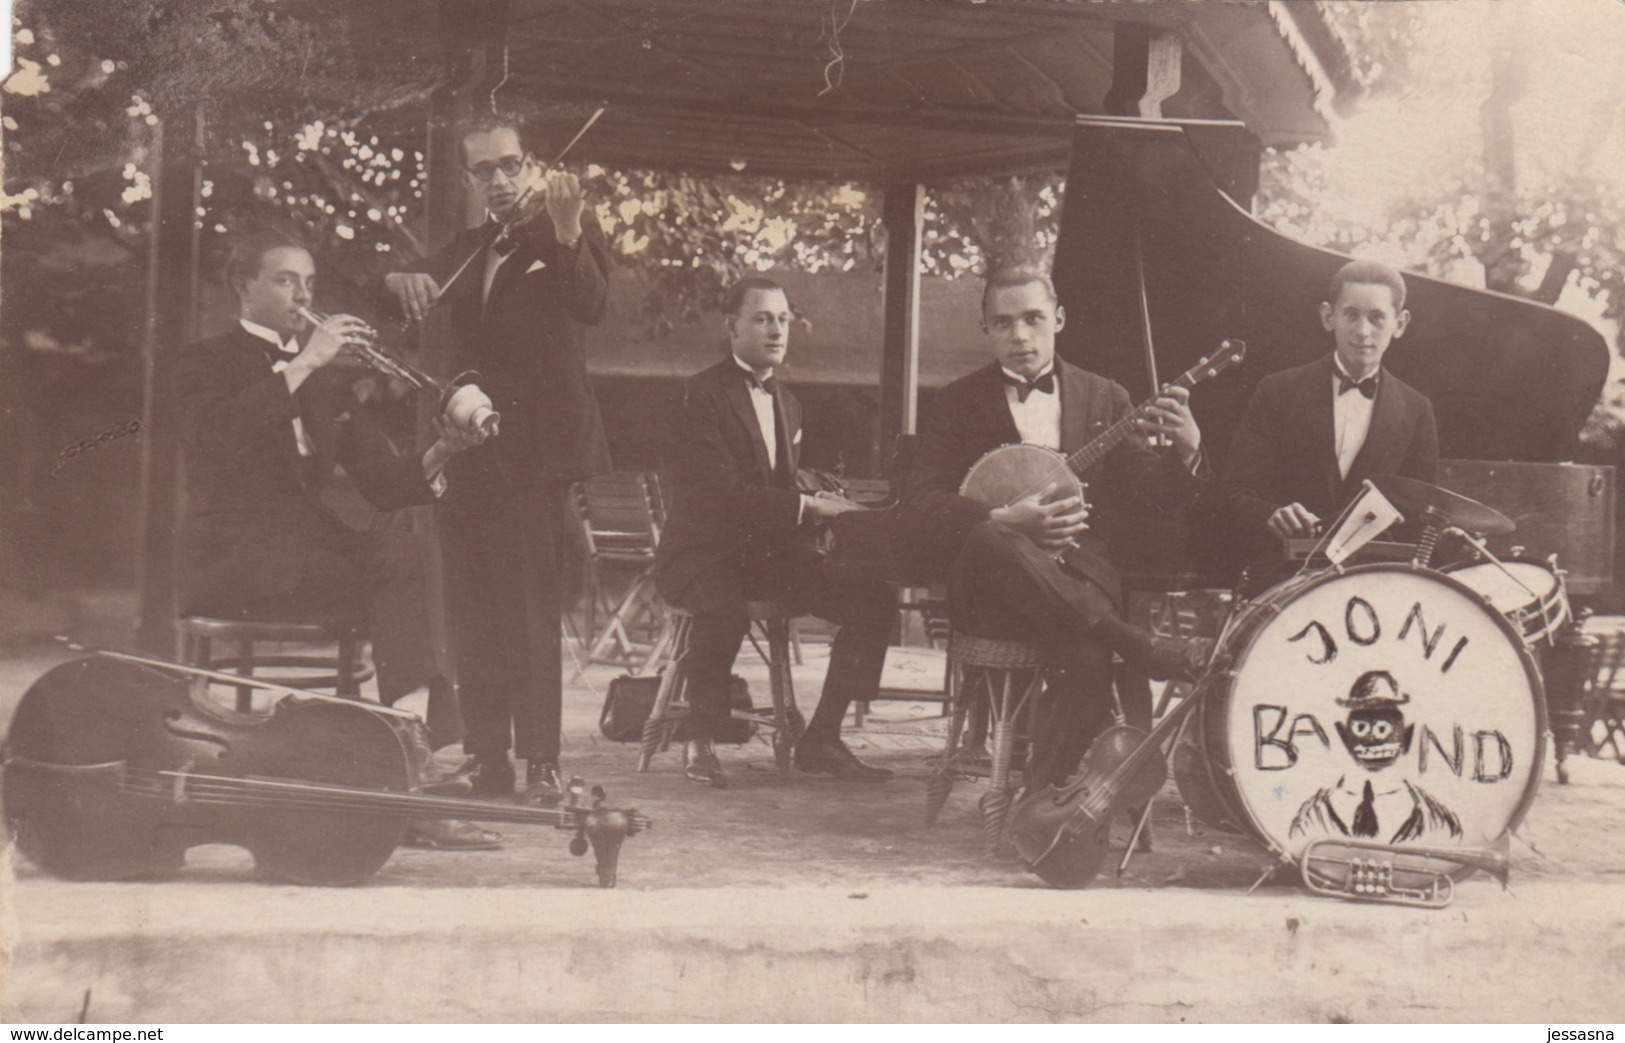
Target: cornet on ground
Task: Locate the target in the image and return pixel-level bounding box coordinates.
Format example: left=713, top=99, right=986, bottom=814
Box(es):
left=295, top=306, right=500, bottom=440
left=1299, top=836, right=1511, bottom=908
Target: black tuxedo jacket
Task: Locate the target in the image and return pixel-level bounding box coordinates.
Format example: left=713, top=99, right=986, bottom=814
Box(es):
left=903, top=359, right=1205, bottom=610
left=173, top=326, right=436, bottom=613
left=1220, top=355, right=1439, bottom=558
left=427, top=210, right=611, bottom=489
left=654, top=359, right=813, bottom=614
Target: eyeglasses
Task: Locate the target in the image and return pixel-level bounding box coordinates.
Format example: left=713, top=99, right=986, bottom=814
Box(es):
left=464, top=156, right=527, bottom=181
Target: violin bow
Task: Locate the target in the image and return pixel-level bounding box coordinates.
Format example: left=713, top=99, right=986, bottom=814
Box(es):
left=1133, top=223, right=1169, bottom=449
left=433, top=104, right=608, bottom=304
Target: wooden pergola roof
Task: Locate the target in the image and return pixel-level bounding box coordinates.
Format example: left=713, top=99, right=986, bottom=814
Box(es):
left=475, top=0, right=1355, bottom=183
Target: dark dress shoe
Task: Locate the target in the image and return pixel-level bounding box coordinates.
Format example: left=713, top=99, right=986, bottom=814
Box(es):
left=404, top=819, right=504, bottom=850
left=794, top=738, right=895, bottom=781
left=684, top=741, right=727, bottom=787
left=461, top=754, right=516, bottom=797
left=1143, top=636, right=1217, bottom=684
left=524, top=758, right=565, bottom=805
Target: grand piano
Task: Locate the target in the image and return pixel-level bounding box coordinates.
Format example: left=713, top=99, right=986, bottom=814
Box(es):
left=834, top=119, right=1614, bottom=593
left=1050, top=118, right=1614, bottom=593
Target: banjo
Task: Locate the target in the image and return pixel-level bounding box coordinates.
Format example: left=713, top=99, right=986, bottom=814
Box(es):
left=958, top=339, right=1247, bottom=510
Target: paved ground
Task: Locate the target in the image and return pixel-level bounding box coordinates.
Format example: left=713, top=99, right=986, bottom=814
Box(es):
left=3, top=605, right=1625, bottom=1022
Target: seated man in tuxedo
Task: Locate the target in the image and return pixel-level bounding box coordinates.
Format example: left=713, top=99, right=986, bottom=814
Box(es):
left=902, top=265, right=1213, bottom=790
left=1221, top=259, right=1439, bottom=590
left=173, top=225, right=497, bottom=849
left=654, top=276, right=897, bottom=786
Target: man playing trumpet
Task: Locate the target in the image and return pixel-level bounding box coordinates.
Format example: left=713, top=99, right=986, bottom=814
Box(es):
left=172, top=224, right=498, bottom=850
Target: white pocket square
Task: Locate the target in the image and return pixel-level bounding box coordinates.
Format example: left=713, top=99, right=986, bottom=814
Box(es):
left=792, top=429, right=803, bottom=444
left=525, top=260, right=547, bottom=274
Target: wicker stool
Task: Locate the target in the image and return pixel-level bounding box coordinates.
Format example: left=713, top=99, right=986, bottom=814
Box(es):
left=925, top=632, right=1049, bottom=855
left=637, top=601, right=807, bottom=775
left=177, top=616, right=373, bottom=712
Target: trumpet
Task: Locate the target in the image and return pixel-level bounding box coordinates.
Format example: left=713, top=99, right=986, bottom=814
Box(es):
left=297, top=307, right=501, bottom=439
left=1300, top=835, right=1511, bottom=909
left=297, top=307, right=435, bottom=392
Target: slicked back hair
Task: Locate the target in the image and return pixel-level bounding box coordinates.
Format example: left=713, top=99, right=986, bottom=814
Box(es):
left=722, top=276, right=787, bottom=317
left=459, top=112, right=534, bottom=165
left=225, top=225, right=309, bottom=296
left=1327, top=259, right=1408, bottom=312
left=982, top=265, right=1058, bottom=318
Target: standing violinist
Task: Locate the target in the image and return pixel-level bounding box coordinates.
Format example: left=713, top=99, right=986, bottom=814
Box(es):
left=902, top=265, right=1214, bottom=789
left=173, top=224, right=499, bottom=850
left=383, top=113, right=611, bottom=803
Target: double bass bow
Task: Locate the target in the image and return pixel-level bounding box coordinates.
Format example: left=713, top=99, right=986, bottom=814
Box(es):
left=2, top=654, right=650, bottom=888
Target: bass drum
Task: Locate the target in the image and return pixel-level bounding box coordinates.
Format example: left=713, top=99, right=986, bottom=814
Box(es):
left=1177, top=564, right=1545, bottom=864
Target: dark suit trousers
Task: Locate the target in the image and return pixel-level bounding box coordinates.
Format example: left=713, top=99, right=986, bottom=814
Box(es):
left=190, top=527, right=440, bottom=708
left=441, top=476, right=564, bottom=762
left=948, top=520, right=1126, bottom=789
left=683, top=565, right=894, bottom=744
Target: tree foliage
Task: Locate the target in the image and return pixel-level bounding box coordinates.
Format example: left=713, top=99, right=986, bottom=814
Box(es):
left=1257, top=0, right=1625, bottom=450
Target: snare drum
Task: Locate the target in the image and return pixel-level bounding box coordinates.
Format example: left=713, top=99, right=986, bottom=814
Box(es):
left=1178, top=564, right=1545, bottom=865
left=1443, top=556, right=1570, bottom=646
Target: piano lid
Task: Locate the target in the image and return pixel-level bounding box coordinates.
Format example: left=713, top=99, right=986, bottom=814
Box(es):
left=1051, top=121, right=1609, bottom=467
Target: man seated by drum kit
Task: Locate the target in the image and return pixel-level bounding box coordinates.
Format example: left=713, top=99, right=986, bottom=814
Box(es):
left=1220, top=259, right=1439, bottom=589
left=902, top=265, right=1217, bottom=791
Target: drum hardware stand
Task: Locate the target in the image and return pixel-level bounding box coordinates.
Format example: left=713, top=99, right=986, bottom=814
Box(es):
left=1411, top=509, right=1454, bottom=568
left=1546, top=605, right=1596, bottom=784
left=1245, top=858, right=1289, bottom=895
left=1116, top=706, right=1201, bottom=875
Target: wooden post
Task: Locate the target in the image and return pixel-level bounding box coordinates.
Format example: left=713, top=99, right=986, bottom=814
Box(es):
left=878, top=181, right=924, bottom=475
left=1104, top=25, right=1182, bottom=119
left=418, top=0, right=507, bottom=683
left=132, top=106, right=204, bottom=654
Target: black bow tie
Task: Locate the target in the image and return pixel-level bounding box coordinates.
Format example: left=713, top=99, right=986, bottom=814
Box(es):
left=492, top=232, right=519, bottom=257
left=747, top=372, right=780, bottom=396
left=1338, top=372, right=1378, bottom=399
left=1002, top=369, right=1056, bottom=403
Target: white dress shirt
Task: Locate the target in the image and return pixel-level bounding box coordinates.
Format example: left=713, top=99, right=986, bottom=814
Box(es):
left=734, top=353, right=779, bottom=471
left=241, top=319, right=312, bottom=458
left=732, top=354, right=806, bottom=522
left=1332, top=360, right=1378, bottom=481
left=243, top=318, right=448, bottom=497
left=1001, top=363, right=1062, bottom=450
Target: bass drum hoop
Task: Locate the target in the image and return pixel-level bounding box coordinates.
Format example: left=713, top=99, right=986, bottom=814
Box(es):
left=1184, top=562, right=1547, bottom=871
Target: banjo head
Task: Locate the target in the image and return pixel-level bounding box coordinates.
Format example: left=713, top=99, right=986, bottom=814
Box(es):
left=958, top=443, right=1085, bottom=508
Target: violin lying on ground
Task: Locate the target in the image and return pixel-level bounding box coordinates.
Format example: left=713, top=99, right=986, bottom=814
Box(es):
left=2, top=655, right=650, bottom=887
left=1007, top=670, right=1217, bottom=889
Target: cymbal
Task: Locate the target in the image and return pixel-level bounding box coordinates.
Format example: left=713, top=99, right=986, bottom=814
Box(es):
left=1372, top=474, right=1516, bottom=536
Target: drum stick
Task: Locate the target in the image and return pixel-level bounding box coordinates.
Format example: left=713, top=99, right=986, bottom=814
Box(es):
left=1442, top=527, right=1542, bottom=598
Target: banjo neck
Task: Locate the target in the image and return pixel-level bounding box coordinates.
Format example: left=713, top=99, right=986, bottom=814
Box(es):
left=1062, top=339, right=1247, bottom=478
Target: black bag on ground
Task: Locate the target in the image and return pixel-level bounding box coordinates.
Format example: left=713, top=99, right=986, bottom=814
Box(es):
left=599, top=673, right=758, bottom=744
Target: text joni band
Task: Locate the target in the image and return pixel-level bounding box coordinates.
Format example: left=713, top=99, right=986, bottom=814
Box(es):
left=3, top=116, right=1608, bottom=904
